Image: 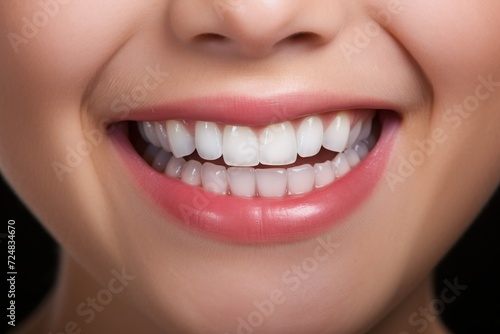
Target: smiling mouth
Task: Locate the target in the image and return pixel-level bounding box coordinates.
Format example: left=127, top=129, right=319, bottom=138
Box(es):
left=110, top=94, right=398, bottom=242
left=130, top=110, right=379, bottom=198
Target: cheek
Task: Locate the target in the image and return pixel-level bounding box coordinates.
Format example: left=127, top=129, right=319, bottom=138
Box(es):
left=0, top=0, right=151, bottom=197
left=0, top=1, right=149, bottom=98
left=390, top=1, right=500, bottom=90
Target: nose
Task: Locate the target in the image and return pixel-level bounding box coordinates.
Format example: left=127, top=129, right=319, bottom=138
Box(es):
left=168, top=0, right=343, bottom=57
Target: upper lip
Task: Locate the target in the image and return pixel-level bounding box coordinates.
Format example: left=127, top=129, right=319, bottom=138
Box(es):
left=117, top=92, right=400, bottom=126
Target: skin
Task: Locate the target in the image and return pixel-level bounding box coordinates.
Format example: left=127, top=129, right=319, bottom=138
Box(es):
left=1, top=0, right=499, bottom=333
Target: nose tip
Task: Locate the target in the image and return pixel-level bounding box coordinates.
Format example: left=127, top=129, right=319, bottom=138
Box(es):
left=168, top=0, right=342, bottom=58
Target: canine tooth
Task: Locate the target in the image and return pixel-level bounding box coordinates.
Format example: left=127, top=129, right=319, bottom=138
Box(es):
left=354, top=142, right=369, bottom=160
left=227, top=167, right=256, bottom=197
left=155, top=122, right=171, bottom=152
left=314, top=161, right=335, bottom=188
left=181, top=160, right=202, bottom=186
left=195, top=122, right=223, bottom=160
left=143, top=145, right=161, bottom=165
left=287, top=164, right=315, bottom=195
left=143, top=121, right=162, bottom=147
left=344, top=149, right=360, bottom=167
left=166, top=121, right=195, bottom=158
left=358, top=117, right=373, bottom=141
left=165, top=156, right=186, bottom=178
left=346, top=120, right=362, bottom=149
left=296, top=116, right=323, bottom=158
left=323, top=112, right=350, bottom=153
left=256, top=169, right=287, bottom=198
left=259, top=122, right=297, bottom=165
left=223, top=126, right=259, bottom=167
left=201, top=162, right=228, bottom=195
left=332, top=153, right=351, bottom=178
left=152, top=150, right=172, bottom=172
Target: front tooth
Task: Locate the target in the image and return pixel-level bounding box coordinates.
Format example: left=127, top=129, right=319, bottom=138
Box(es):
left=181, top=160, right=202, bottom=186
left=256, top=168, right=287, bottom=198
left=223, top=126, right=259, bottom=167
left=195, top=122, right=223, bottom=160
left=346, top=120, right=362, bottom=149
left=152, top=150, right=172, bottom=172
left=332, top=153, right=351, bottom=178
left=314, top=161, right=335, bottom=188
left=287, top=164, right=315, bottom=195
left=155, top=122, right=172, bottom=152
left=323, top=112, right=350, bottom=153
left=296, top=116, right=323, bottom=158
left=259, top=121, right=297, bottom=165
left=143, top=121, right=162, bottom=148
left=227, top=167, right=256, bottom=197
left=166, top=121, right=195, bottom=158
left=201, top=162, right=227, bottom=195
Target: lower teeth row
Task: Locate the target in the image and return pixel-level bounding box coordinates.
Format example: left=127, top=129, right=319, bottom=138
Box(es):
left=140, top=129, right=377, bottom=198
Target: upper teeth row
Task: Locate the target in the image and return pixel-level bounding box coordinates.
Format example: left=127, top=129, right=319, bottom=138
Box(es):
left=138, top=112, right=374, bottom=167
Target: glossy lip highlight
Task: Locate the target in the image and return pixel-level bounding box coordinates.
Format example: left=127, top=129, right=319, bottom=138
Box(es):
left=109, top=99, right=399, bottom=243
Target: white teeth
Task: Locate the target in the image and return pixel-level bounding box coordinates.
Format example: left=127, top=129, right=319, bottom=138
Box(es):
left=155, top=122, right=172, bottom=152
left=323, top=112, right=350, bottom=153
left=354, top=142, right=369, bottom=160
left=314, top=161, right=335, bottom=188
left=344, top=149, right=360, bottom=168
left=166, top=121, right=195, bottom=158
left=181, top=160, right=202, bottom=186
left=346, top=120, right=362, bottom=149
left=138, top=111, right=379, bottom=196
left=256, top=169, right=287, bottom=198
left=296, top=116, right=324, bottom=158
left=143, top=121, right=162, bottom=148
left=165, top=156, right=186, bottom=178
left=152, top=150, right=172, bottom=172
left=201, top=162, right=228, bottom=195
left=223, top=126, right=259, bottom=167
left=332, top=153, right=351, bottom=178
left=259, top=122, right=297, bottom=165
left=195, top=122, right=223, bottom=160
left=358, top=116, right=373, bottom=141
left=227, top=167, right=256, bottom=197
left=138, top=112, right=375, bottom=168
left=288, top=164, right=315, bottom=195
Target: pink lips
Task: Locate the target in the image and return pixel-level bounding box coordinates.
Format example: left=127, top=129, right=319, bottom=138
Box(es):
left=110, top=96, right=399, bottom=243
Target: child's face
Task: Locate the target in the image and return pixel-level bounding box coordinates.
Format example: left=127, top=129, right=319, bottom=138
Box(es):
left=1, top=1, right=499, bottom=333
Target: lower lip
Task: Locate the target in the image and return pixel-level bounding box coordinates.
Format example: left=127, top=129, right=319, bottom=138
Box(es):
left=111, top=113, right=399, bottom=243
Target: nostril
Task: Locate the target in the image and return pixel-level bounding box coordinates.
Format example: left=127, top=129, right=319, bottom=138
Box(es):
left=288, top=32, right=316, bottom=40
left=288, top=31, right=315, bottom=40
left=193, top=33, right=228, bottom=43
left=278, top=31, right=323, bottom=48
